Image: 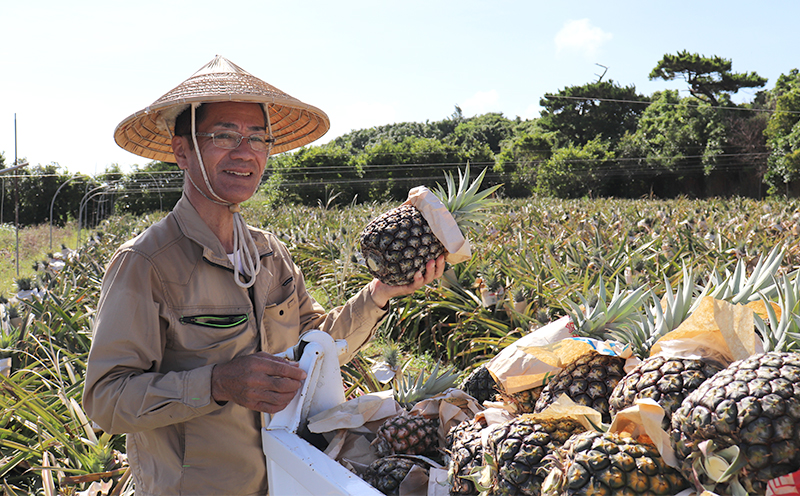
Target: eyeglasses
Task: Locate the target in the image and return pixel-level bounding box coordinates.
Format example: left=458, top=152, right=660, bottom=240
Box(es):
left=194, top=131, right=275, bottom=152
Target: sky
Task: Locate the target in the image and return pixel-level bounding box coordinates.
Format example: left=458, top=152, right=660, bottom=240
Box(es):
left=1, top=0, right=797, bottom=176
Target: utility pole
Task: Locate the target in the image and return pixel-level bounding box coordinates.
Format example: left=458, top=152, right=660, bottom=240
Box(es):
left=14, top=114, right=19, bottom=278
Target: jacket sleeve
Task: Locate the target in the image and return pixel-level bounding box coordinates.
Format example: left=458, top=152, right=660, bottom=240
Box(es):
left=275, top=242, right=388, bottom=364
left=82, top=249, right=223, bottom=434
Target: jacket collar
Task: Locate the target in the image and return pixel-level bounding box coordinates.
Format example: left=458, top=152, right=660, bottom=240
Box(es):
left=171, top=194, right=274, bottom=267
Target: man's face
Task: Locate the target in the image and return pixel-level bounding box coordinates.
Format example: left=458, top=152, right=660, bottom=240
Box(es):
left=174, top=101, right=268, bottom=206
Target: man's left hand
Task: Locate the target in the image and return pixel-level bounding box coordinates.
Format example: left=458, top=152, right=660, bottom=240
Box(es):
left=369, top=254, right=446, bottom=308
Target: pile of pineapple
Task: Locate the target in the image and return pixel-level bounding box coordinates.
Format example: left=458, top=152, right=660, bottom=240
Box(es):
left=443, top=245, right=800, bottom=496
left=347, top=244, right=800, bottom=496
left=346, top=167, right=800, bottom=495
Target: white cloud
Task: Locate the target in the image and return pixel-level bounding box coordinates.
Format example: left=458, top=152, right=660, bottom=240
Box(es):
left=555, top=19, right=612, bottom=59
left=461, top=90, right=499, bottom=116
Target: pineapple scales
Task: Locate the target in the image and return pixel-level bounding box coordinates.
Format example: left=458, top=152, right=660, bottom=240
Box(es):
left=671, top=351, right=800, bottom=495
left=360, top=166, right=501, bottom=286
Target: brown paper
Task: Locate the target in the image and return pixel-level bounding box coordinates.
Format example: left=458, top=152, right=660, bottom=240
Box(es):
left=398, top=464, right=429, bottom=496
left=405, top=186, right=471, bottom=264
left=486, top=316, right=573, bottom=394
left=649, top=297, right=755, bottom=362
left=427, top=468, right=451, bottom=496
left=409, top=389, right=484, bottom=442
left=528, top=394, right=603, bottom=431
left=608, top=398, right=677, bottom=468
left=307, top=390, right=402, bottom=433
left=747, top=300, right=782, bottom=322
left=329, top=431, right=378, bottom=466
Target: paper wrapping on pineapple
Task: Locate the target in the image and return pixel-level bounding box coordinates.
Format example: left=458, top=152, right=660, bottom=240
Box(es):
left=427, top=468, right=451, bottom=496
left=398, top=464, right=429, bottom=496
left=486, top=315, right=573, bottom=394
left=306, top=390, right=403, bottom=465
left=404, top=186, right=471, bottom=264
left=747, top=299, right=782, bottom=322
left=307, top=390, right=402, bottom=433
left=513, top=336, right=637, bottom=393
left=649, top=297, right=756, bottom=362
left=409, top=388, right=484, bottom=441
left=608, top=398, right=678, bottom=468
left=533, top=393, right=604, bottom=431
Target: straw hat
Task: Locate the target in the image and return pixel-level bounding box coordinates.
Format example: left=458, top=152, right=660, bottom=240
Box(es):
left=114, top=55, right=330, bottom=162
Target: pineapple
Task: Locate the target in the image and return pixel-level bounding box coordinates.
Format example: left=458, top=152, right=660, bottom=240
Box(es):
left=458, top=364, right=499, bottom=404
left=533, top=350, right=627, bottom=424
left=542, top=430, right=689, bottom=495
left=372, top=411, right=440, bottom=457
left=609, top=355, right=725, bottom=429
left=446, top=416, right=489, bottom=495
left=496, top=384, right=544, bottom=415
left=362, top=455, right=430, bottom=495
left=371, top=362, right=459, bottom=457
left=494, top=277, right=645, bottom=421
left=360, top=166, right=501, bottom=286
left=486, top=415, right=587, bottom=495
left=608, top=267, right=727, bottom=429
left=670, top=352, right=800, bottom=495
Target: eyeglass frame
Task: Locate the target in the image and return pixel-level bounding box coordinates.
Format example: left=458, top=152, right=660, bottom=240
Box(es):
left=193, top=131, right=276, bottom=152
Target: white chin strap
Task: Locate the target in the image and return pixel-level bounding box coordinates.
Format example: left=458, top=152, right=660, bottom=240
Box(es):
left=187, top=102, right=272, bottom=289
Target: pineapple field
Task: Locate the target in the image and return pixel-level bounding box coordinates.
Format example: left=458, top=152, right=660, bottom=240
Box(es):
left=2, top=194, right=800, bottom=496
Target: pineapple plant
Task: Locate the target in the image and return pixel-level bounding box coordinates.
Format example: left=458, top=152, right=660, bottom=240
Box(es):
left=609, top=248, right=789, bottom=432
left=608, top=267, right=728, bottom=428
left=484, top=415, right=587, bottom=495
left=360, top=166, right=501, bottom=286
left=542, top=430, right=690, bottom=495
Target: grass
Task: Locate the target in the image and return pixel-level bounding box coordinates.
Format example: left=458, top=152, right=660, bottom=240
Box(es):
left=0, top=221, right=78, bottom=296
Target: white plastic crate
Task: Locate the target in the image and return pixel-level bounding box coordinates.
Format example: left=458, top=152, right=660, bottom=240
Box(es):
left=262, top=330, right=382, bottom=496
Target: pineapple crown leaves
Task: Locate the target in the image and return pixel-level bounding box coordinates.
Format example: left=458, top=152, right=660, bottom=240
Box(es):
left=565, top=276, right=648, bottom=339
left=699, top=244, right=785, bottom=308
left=628, top=265, right=699, bottom=357
left=755, top=271, right=800, bottom=353
left=393, top=361, right=460, bottom=407
left=431, top=166, right=502, bottom=233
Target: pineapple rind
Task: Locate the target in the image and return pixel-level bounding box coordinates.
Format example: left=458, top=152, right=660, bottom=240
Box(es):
left=670, top=351, right=800, bottom=494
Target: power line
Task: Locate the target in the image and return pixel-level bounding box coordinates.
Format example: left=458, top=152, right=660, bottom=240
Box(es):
left=542, top=94, right=800, bottom=115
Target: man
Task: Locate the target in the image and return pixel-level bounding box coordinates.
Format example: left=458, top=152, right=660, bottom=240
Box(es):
left=83, top=55, right=444, bottom=496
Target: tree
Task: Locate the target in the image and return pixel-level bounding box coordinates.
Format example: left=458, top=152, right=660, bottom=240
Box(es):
left=535, top=138, right=614, bottom=198
left=614, top=90, right=728, bottom=197
left=649, top=51, right=767, bottom=106
left=763, top=76, right=800, bottom=195
left=538, top=80, right=646, bottom=147
left=494, top=123, right=555, bottom=197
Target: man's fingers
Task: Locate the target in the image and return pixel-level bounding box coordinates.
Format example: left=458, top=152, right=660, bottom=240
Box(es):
left=253, top=353, right=307, bottom=381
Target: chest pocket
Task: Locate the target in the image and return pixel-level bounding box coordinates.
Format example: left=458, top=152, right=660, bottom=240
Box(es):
left=262, top=276, right=300, bottom=354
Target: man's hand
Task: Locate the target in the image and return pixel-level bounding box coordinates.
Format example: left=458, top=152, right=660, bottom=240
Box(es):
left=211, top=353, right=307, bottom=413
left=369, top=254, right=446, bottom=308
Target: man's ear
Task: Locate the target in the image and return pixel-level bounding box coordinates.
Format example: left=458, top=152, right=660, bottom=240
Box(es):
left=172, top=136, right=190, bottom=171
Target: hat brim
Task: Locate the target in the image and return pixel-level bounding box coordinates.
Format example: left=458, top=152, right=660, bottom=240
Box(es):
left=114, top=58, right=330, bottom=163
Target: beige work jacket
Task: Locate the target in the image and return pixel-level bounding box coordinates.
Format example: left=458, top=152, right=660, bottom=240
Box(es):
left=83, top=196, right=387, bottom=495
